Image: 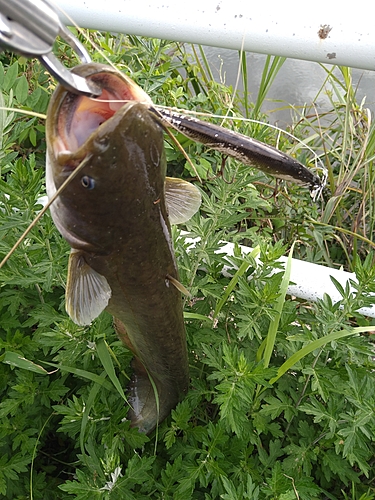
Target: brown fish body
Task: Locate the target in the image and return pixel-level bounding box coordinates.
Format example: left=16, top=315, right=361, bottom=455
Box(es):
left=46, top=64, right=198, bottom=433
left=80, top=109, right=189, bottom=429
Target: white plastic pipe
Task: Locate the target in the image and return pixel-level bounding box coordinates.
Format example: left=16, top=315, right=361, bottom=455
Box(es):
left=55, top=0, right=375, bottom=71
left=182, top=235, right=375, bottom=319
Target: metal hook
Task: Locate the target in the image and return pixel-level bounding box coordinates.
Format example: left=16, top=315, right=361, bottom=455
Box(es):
left=0, top=0, right=100, bottom=97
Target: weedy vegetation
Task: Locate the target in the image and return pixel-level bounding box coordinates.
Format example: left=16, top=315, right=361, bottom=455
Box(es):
left=0, top=30, right=375, bottom=499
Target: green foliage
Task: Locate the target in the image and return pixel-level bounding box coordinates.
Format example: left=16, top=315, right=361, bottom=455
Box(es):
left=0, top=31, right=375, bottom=500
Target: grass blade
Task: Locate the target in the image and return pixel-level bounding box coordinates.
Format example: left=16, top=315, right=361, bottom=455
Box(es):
left=2, top=351, right=53, bottom=374
left=42, top=361, right=113, bottom=390
left=269, top=326, right=372, bottom=385
left=96, top=338, right=128, bottom=403
left=184, top=312, right=211, bottom=321
left=261, top=242, right=295, bottom=368
left=240, top=51, right=249, bottom=118
left=254, top=55, right=286, bottom=117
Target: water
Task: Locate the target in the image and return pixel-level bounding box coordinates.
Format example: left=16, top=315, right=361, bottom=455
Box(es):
left=201, top=46, right=375, bottom=126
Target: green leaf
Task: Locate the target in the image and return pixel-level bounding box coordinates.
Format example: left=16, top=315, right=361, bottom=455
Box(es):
left=0, top=63, right=4, bottom=86
left=213, top=246, right=259, bottom=320
left=0, top=90, right=5, bottom=150
left=1, top=351, right=52, bottom=374
left=3, top=61, right=18, bottom=92
left=0, top=453, right=30, bottom=496
left=221, top=475, right=260, bottom=499
left=80, top=372, right=107, bottom=456
left=322, top=449, right=360, bottom=484
left=184, top=157, right=212, bottom=179
left=58, top=469, right=105, bottom=499
left=28, top=126, right=37, bottom=146
left=261, top=392, right=297, bottom=421
left=15, top=75, right=29, bottom=104
left=96, top=338, right=128, bottom=403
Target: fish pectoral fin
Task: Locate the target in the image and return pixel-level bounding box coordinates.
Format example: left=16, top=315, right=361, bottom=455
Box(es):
left=165, top=177, right=201, bottom=224
left=166, top=274, right=191, bottom=297
left=66, top=249, right=112, bottom=326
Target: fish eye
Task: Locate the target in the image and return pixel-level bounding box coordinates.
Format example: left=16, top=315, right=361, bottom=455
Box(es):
left=81, top=176, right=95, bottom=189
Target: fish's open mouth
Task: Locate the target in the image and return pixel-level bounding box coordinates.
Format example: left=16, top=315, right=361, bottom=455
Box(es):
left=52, top=66, right=152, bottom=156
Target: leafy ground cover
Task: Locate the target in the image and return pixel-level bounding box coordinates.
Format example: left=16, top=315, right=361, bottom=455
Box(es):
left=0, top=31, right=374, bottom=499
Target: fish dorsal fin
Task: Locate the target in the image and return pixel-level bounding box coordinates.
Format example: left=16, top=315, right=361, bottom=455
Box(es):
left=165, top=177, right=201, bottom=224
left=66, top=249, right=112, bottom=326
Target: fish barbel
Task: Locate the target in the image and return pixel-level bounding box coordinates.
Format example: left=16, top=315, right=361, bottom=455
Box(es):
left=46, top=63, right=201, bottom=433
left=152, top=108, right=326, bottom=200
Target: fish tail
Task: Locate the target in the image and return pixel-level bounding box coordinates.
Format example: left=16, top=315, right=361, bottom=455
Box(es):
left=127, top=356, right=182, bottom=434
left=127, top=357, right=161, bottom=434
left=114, top=318, right=180, bottom=434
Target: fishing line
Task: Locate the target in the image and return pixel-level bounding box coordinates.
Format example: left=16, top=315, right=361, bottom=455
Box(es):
left=49, top=3, right=309, bottom=160
left=32, top=5, right=327, bottom=185
left=150, top=106, right=203, bottom=183
left=42, top=2, right=327, bottom=183
left=25, top=3, right=207, bottom=183
left=163, top=126, right=202, bottom=183
left=0, top=154, right=92, bottom=269
left=56, top=91, right=323, bottom=176
left=0, top=15, right=327, bottom=270
left=48, top=0, right=119, bottom=73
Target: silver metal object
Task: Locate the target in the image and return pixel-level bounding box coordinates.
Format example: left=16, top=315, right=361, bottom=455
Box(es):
left=0, top=0, right=100, bottom=96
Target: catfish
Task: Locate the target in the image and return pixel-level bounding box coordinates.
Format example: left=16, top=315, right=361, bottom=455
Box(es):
left=46, top=62, right=324, bottom=433
left=46, top=63, right=201, bottom=433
